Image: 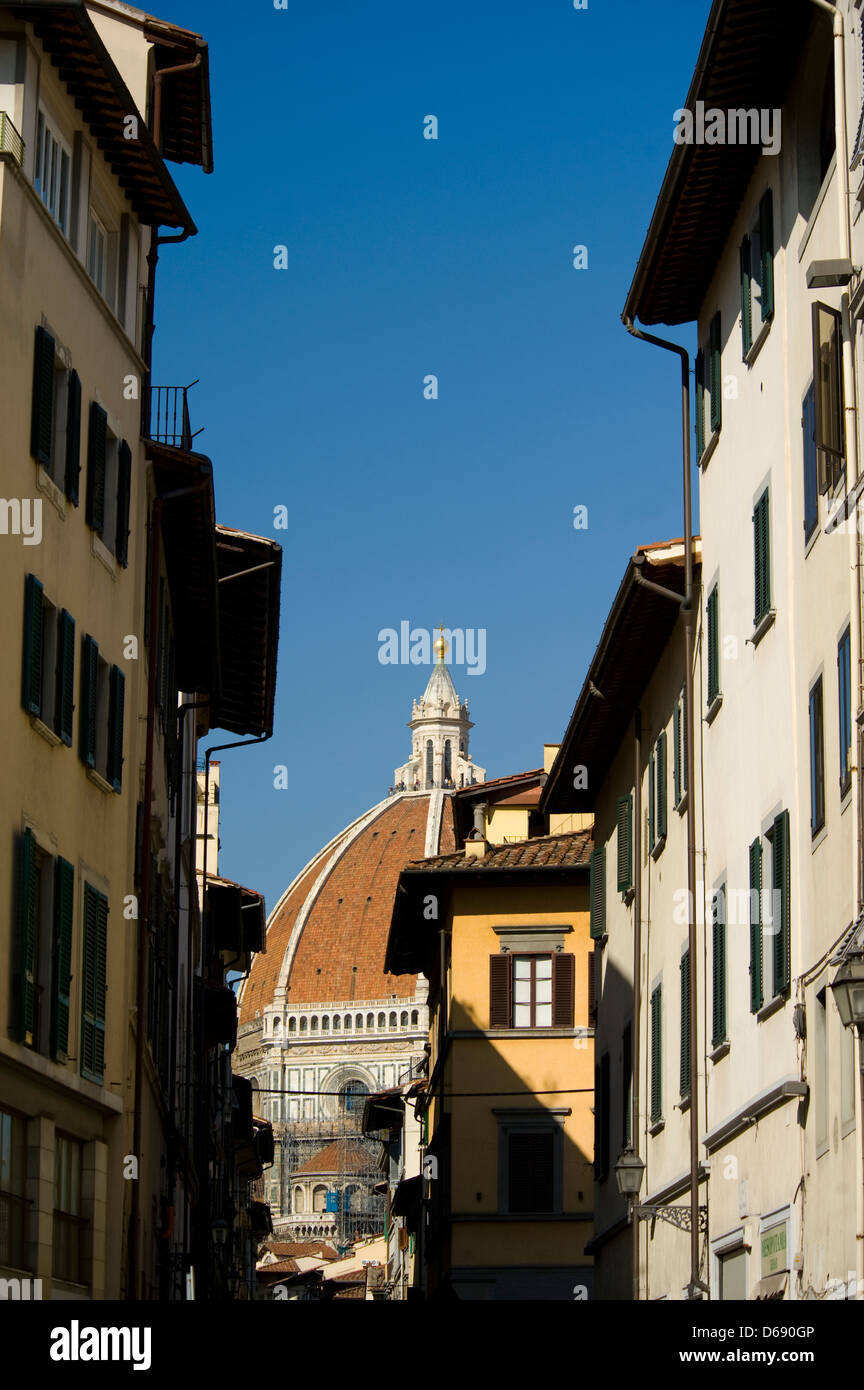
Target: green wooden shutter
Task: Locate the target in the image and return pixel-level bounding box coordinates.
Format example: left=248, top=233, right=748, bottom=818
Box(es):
left=772, top=810, right=791, bottom=996
left=740, top=236, right=752, bottom=356
left=65, top=369, right=82, bottom=504
left=22, top=573, right=44, bottom=716
left=673, top=697, right=682, bottom=806
left=12, top=829, right=38, bottom=1044
left=30, top=325, right=55, bottom=467
left=712, top=888, right=727, bottom=1048
left=648, top=750, right=655, bottom=850
left=709, top=312, right=722, bottom=433
left=55, top=610, right=75, bottom=746
left=86, top=402, right=107, bottom=533
left=616, top=795, right=632, bottom=893
left=759, top=189, right=774, bottom=321
left=107, top=665, right=125, bottom=792
left=695, top=350, right=706, bottom=458
left=650, top=984, right=662, bottom=1123
left=656, top=732, right=667, bottom=841
left=679, top=951, right=690, bottom=1097
left=622, top=1021, right=632, bottom=1146
left=682, top=686, right=688, bottom=785
left=707, top=586, right=719, bottom=705
left=51, top=857, right=74, bottom=1061
left=81, top=883, right=108, bottom=1083
left=749, top=837, right=763, bottom=1013
left=115, top=440, right=132, bottom=567
left=590, top=846, right=606, bottom=939
left=598, top=1052, right=610, bottom=1179
left=754, top=490, right=771, bottom=622
left=80, top=635, right=98, bottom=768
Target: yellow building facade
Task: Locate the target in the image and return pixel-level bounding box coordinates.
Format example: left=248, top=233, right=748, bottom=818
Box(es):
left=386, top=831, right=595, bottom=1299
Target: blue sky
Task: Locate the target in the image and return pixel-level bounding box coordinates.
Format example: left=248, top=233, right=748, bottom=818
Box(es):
left=153, top=0, right=712, bottom=910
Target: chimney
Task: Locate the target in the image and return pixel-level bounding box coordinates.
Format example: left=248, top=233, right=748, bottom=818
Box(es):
left=465, top=831, right=487, bottom=860
left=543, top=744, right=560, bottom=774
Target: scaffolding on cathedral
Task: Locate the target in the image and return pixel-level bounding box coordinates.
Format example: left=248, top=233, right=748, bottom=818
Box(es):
left=274, top=1092, right=386, bottom=1249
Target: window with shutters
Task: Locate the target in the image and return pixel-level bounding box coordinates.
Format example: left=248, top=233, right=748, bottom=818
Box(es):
left=34, top=110, right=71, bottom=235
left=802, top=383, right=819, bottom=546
left=11, top=830, right=73, bottom=1063
left=79, top=638, right=124, bottom=792
left=622, top=1022, right=632, bottom=1147
left=812, top=302, right=845, bottom=494
left=749, top=837, right=764, bottom=1014
left=30, top=327, right=81, bottom=501
left=706, top=584, right=721, bottom=707
left=711, top=887, right=728, bottom=1050
left=616, top=794, right=632, bottom=894
left=80, top=883, right=108, bottom=1084
left=653, top=731, right=667, bottom=853
left=596, top=1052, right=610, bottom=1182
left=21, top=575, right=76, bottom=746
left=673, top=685, right=688, bottom=807
left=85, top=405, right=131, bottom=564
left=87, top=211, right=107, bottom=296
left=54, top=1134, right=86, bottom=1285
left=740, top=190, right=775, bottom=360
left=767, top=811, right=791, bottom=998
left=589, top=846, right=606, bottom=939
left=753, top=489, right=772, bottom=626
left=680, top=950, right=690, bottom=1099
left=497, top=1116, right=563, bottom=1214
left=695, top=313, right=722, bottom=455
left=838, top=627, right=852, bottom=799
left=650, top=983, right=663, bottom=1125
left=0, top=1107, right=29, bottom=1272
left=809, top=676, right=826, bottom=837
left=489, top=951, right=575, bottom=1029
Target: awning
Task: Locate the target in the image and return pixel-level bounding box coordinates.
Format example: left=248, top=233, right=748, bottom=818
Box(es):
left=622, top=0, right=813, bottom=326
left=754, top=1272, right=787, bottom=1300
left=212, top=526, right=281, bottom=739
left=392, top=1174, right=422, bottom=1223
left=14, top=1, right=196, bottom=231
left=147, top=442, right=220, bottom=699
left=206, top=875, right=266, bottom=954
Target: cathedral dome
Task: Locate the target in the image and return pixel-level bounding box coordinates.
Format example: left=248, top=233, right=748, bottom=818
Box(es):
left=238, top=791, right=455, bottom=1023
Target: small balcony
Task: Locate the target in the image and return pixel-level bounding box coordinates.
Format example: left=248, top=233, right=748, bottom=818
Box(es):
left=0, top=112, right=24, bottom=166
left=146, top=380, right=202, bottom=451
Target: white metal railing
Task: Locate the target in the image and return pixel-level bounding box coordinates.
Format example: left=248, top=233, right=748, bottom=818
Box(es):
left=0, top=112, right=23, bottom=166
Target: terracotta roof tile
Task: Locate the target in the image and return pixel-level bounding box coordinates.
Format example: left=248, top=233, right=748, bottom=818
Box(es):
left=408, top=828, right=593, bottom=874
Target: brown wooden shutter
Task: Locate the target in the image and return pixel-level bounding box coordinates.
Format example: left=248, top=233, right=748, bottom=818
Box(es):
left=30, top=325, right=55, bottom=467
left=489, top=953, right=512, bottom=1028
left=552, top=951, right=575, bottom=1027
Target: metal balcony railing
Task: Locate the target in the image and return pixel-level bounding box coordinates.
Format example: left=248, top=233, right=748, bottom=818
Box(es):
left=0, top=112, right=24, bottom=166
left=147, top=380, right=202, bottom=450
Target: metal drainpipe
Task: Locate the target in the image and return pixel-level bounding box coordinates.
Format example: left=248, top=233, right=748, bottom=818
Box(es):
left=623, top=318, right=703, bottom=1297
left=127, top=479, right=209, bottom=1300
left=807, top=0, right=864, bottom=1299
left=631, top=709, right=642, bottom=1301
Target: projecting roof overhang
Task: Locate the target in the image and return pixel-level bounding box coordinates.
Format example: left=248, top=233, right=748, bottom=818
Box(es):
left=143, top=16, right=213, bottom=173
left=147, top=441, right=219, bottom=697
left=14, top=0, right=196, bottom=231
left=213, top=526, right=282, bottom=740
left=622, top=0, right=813, bottom=326
left=540, top=541, right=702, bottom=817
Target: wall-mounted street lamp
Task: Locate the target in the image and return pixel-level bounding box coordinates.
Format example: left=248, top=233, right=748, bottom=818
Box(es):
left=830, top=954, right=864, bottom=1031
left=615, top=1148, right=708, bottom=1234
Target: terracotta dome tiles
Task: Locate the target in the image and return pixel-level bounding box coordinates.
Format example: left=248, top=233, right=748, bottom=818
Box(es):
left=239, top=793, right=455, bottom=1022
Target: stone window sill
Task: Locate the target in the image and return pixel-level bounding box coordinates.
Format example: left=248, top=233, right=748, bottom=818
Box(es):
left=705, top=694, right=723, bottom=726
left=36, top=465, right=66, bottom=519
left=87, top=767, right=115, bottom=795
left=756, top=992, right=788, bottom=1024
left=710, top=1040, right=731, bottom=1064
left=698, top=430, right=720, bottom=472
left=750, top=609, right=776, bottom=648
left=648, top=1117, right=665, bottom=1137
left=30, top=715, right=63, bottom=747
left=91, top=531, right=117, bottom=579
left=744, top=318, right=771, bottom=369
